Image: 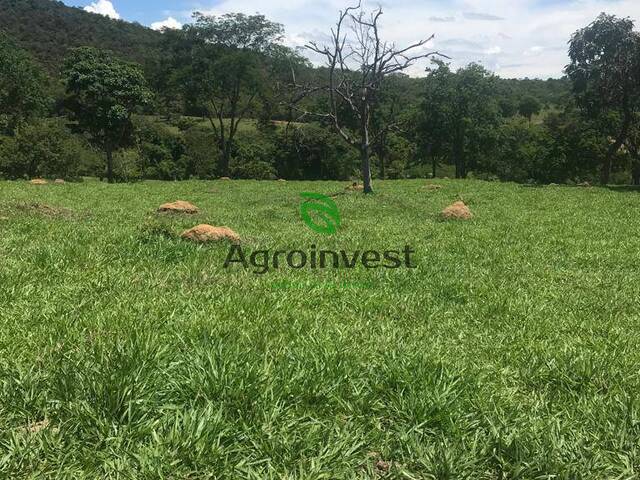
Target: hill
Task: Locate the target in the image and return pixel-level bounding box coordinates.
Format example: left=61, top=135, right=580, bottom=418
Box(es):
left=0, top=0, right=161, bottom=73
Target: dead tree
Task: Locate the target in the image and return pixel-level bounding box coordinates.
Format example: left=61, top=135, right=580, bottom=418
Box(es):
left=291, top=3, right=445, bottom=193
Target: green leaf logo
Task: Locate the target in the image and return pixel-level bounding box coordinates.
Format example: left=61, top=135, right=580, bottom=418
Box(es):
left=300, top=192, right=341, bottom=235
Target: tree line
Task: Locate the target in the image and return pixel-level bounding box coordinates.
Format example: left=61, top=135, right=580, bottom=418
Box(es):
left=1, top=4, right=639, bottom=189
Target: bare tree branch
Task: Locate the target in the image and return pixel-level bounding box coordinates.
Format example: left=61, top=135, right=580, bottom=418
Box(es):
left=289, top=3, right=446, bottom=192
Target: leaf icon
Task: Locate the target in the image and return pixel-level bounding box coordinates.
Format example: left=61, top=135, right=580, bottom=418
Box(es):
left=300, top=192, right=341, bottom=235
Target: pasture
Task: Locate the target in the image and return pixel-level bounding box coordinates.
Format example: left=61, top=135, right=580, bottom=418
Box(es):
left=1, top=179, right=639, bottom=478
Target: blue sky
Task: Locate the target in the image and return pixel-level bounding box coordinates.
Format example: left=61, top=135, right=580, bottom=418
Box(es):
left=62, top=0, right=639, bottom=79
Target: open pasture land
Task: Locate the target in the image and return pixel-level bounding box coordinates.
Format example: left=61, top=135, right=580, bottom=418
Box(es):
left=1, top=179, right=640, bottom=478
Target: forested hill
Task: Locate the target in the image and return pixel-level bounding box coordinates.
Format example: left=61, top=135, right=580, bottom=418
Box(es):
left=0, top=0, right=161, bottom=72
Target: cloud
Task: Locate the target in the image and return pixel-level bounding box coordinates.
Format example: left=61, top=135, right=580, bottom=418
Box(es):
left=151, top=17, right=183, bottom=31
left=83, top=0, right=120, bottom=19
left=463, top=12, right=505, bottom=21
left=193, top=0, right=640, bottom=79
left=524, top=45, right=544, bottom=56
left=429, top=16, right=456, bottom=23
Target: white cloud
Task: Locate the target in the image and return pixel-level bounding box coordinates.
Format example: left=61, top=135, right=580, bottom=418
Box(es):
left=524, top=46, right=544, bottom=56
left=193, top=0, right=640, bottom=78
left=151, top=17, right=183, bottom=31
left=83, top=0, right=120, bottom=19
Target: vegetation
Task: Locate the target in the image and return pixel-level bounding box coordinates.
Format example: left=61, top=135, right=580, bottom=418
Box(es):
left=2, top=3, right=640, bottom=477
left=0, top=0, right=161, bottom=73
left=63, top=47, right=152, bottom=183
left=0, top=34, right=49, bottom=135
left=6, top=2, right=636, bottom=186
left=566, top=13, right=640, bottom=185
left=2, top=179, right=640, bottom=477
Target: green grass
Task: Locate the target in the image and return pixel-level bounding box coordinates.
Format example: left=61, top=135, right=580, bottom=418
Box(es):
left=1, top=179, right=640, bottom=478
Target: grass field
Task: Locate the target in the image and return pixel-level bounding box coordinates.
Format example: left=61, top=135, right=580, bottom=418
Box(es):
left=1, top=179, right=640, bottom=479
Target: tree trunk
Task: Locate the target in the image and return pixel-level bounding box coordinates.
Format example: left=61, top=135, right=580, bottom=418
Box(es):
left=378, top=142, right=386, bottom=180
left=360, top=109, right=373, bottom=193
left=106, top=148, right=114, bottom=184
left=426, top=144, right=436, bottom=178
left=453, top=124, right=466, bottom=179
left=361, top=143, right=373, bottom=194
left=453, top=140, right=465, bottom=179
left=632, top=159, right=640, bottom=186
left=219, top=145, right=231, bottom=177
left=631, top=147, right=640, bottom=185
left=602, top=97, right=632, bottom=185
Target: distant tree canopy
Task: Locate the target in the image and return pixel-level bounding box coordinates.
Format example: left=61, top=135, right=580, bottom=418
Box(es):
left=163, top=13, right=304, bottom=176
left=0, top=0, right=162, bottom=73
left=0, top=34, right=49, bottom=134
left=566, top=13, right=640, bottom=184
left=63, top=47, right=152, bottom=183
left=518, top=96, right=542, bottom=123
left=2, top=2, right=640, bottom=186
left=420, top=61, right=500, bottom=179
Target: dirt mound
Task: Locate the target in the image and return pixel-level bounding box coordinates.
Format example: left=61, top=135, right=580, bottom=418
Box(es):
left=54, top=179, right=65, bottom=185
left=423, top=184, right=443, bottom=191
left=219, top=176, right=232, bottom=181
left=29, top=179, right=48, bottom=185
left=158, top=200, right=199, bottom=214
left=23, top=419, right=50, bottom=434
left=278, top=179, right=287, bottom=182
left=441, top=201, right=473, bottom=220
left=181, top=224, right=240, bottom=243
left=12, top=202, right=74, bottom=218
left=346, top=182, right=364, bottom=191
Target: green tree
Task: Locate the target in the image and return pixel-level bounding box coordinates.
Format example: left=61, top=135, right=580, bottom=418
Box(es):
left=566, top=13, right=640, bottom=184
left=518, top=96, right=542, bottom=124
left=417, top=61, right=458, bottom=178
left=0, top=34, right=48, bottom=134
left=167, top=13, right=297, bottom=177
left=370, top=74, right=420, bottom=179
left=63, top=47, right=152, bottom=183
left=420, top=61, right=500, bottom=178
left=0, top=119, right=101, bottom=179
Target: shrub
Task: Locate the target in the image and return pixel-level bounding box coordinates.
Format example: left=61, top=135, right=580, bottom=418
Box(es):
left=112, top=149, right=142, bottom=182
left=275, top=123, right=358, bottom=180
left=230, top=159, right=276, bottom=180
left=182, top=127, right=219, bottom=179
left=230, top=129, right=277, bottom=179
left=378, top=133, right=415, bottom=179
left=134, top=117, right=186, bottom=180
left=0, top=119, right=100, bottom=179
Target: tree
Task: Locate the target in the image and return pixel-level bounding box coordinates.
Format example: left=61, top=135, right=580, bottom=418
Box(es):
left=169, top=13, right=297, bottom=177
left=518, top=96, right=542, bottom=124
left=566, top=13, right=640, bottom=184
left=0, top=34, right=48, bottom=134
left=0, top=119, right=101, bottom=179
left=420, top=61, right=499, bottom=178
left=624, top=115, right=640, bottom=185
left=292, top=4, right=443, bottom=193
left=370, top=74, right=419, bottom=179
left=63, top=47, right=152, bottom=183
left=417, top=61, right=454, bottom=178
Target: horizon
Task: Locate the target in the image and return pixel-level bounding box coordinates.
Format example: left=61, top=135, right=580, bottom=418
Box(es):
left=61, top=0, right=640, bottom=80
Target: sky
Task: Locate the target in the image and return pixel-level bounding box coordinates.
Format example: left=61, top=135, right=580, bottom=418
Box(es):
left=62, top=0, right=640, bottom=79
